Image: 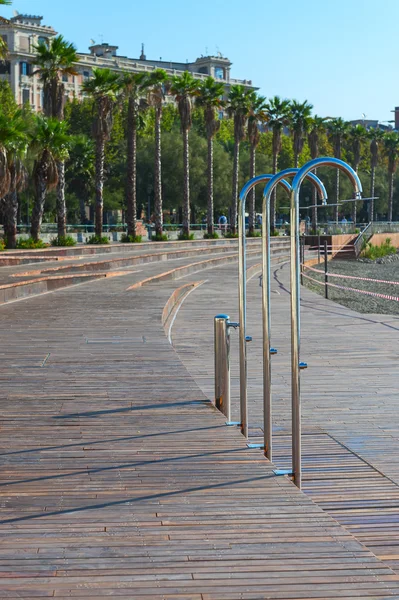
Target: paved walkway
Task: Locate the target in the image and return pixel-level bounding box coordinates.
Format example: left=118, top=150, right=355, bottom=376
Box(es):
left=0, top=257, right=399, bottom=597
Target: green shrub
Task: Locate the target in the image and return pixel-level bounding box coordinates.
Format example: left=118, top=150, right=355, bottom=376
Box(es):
left=152, top=233, right=169, bottom=242
left=121, top=233, right=142, bottom=243
left=87, top=234, right=110, bottom=245
left=361, top=237, right=397, bottom=260
left=203, top=232, right=219, bottom=239
left=247, top=231, right=261, bottom=238
left=177, top=231, right=195, bottom=241
left=271, top=229, right=280, bottom=237
left=16, top=237, right=48, bottom=249
left=51, top=235, right=76, bottom=247
left=223, top=232, right=239, bottom=238
left=0, top=238, right=5, bottom=251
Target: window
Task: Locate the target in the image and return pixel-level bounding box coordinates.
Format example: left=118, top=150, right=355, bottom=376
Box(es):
left=0, top=61, right=10, bottom=75
left=198, top=66, right=208, bottom=74
left=38, top=36, right=47, bottom=45
left=83, top=70, right=90, bottom=78
left=62, top=74, right=68, bottom=83
left=20, top=62, right=30, bottom=76
left=22, top=88, right=30, bottom=105
left=215, top=66, right=224, bottom=79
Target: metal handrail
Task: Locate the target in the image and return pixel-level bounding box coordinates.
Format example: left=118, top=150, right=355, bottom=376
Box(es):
left=353, top=222, right=372, bottom=257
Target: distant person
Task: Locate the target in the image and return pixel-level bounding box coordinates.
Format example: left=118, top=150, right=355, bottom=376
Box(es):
left=341, top=216, right=347, bottom=224
left=218, top=214, right=227, bottom=234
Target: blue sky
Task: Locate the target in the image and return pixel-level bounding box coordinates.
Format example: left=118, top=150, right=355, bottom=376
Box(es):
left=3, top=0, right=397, bottom=123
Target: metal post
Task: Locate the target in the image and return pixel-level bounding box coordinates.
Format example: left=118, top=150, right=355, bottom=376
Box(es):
left=300, top=237, right=304, bottom=285
left=317, top=234, right=320, bottom=264
left=261, top=170, right=327, bottom=463
left=324, top=240, right=328, bottom=299
left=214, top=314, right=231, bottom=422
left=290, top=157, right=363, bottom=489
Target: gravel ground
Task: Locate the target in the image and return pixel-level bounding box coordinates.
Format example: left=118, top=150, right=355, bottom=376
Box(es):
left=303, top=255, right=399, bottom=315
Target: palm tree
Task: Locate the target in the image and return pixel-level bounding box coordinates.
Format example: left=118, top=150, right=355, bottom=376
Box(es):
left=120, top=72, right=149, bottom=239
left=0, top=109, right=30, bottom=248
left=0, top=4, right=10, bottom=60
left=170, top=72, right=198, bottom=237
left=67, top=134, right=94, bottom=224
left=227, top=85, right=252, bottom=234
left=32, top=35, right=78, bottom=239
left=146, top=69, right=169, bottom=237
left=247, top=92, right=267, bottom=235
left=348, top=124, right=367, bottom=225
left=30, top=116, right=70, bottom=241
left=196, top=77, right=225, bottom=236
left=82, top=68, right=121, bottom=237
left=383, top=132, right=399, bottom=222
left=308, top=115, right=327, bottom=230
left=327, top=117, right=349, bottom=222
left=290, top=99, right=313, bottom=168
left=265, top=96, right=291, bottom=229
left=368, top=128, right=385, bottom=222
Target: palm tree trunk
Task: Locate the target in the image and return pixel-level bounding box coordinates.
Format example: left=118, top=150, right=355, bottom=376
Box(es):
left=270, top=152, right=278, bottom=231
left=370, top=166, right=375, bottom=222
left=334, top=169, right=340, bottom=224
left=248, top=144, right=256, bottom=236
left=207, top=135, right=214, bottom=236
left=311, top=167, right=317, bottom=231
left=294, top=152, right=299, bottom=169
left=230, top=141, right=240, bottom=235
left=154, top=107, right=163, bottom=237
left=4, top=190, right=18, bottom=249
left=56, top=161, right=66, bottom=238
left=388, top=169, right=394, bottom=222
left=95, top=136, right=105, bottom=238
left=126, top=96, right=137, bottom=238
left=182, top=127, right=190, bottom=236
left=31, top=177, right=47, bottom=242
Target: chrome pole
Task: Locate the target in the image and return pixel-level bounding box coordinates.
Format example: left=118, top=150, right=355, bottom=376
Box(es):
left=238, top=174, right=290, bottom=438
left=290, top=157, right=362, bottom=488
left=262, top=169, right=327, bottom=462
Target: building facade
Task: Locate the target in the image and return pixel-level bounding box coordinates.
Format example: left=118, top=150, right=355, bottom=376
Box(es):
left=0, top=13, right=255, bottom=112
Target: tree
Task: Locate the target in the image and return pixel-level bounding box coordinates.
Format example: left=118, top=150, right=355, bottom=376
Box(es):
left=32, top=35, right=79, bottom=238
left=290, top=99, right=313, bottom=168
left=368, top=128, right=385, bottom=221
left=146, top=69, right=169, bottom=237
left=247, top=92, right=267, bottom=235
left=327, top=117, right=349, bottom=222
left=196, top=77, right=225, bottom=235
left=120, top=72, right=149, bottom=238
left=1, top=109, right=29, bottom=248
left=348, top=124, right=367, bottom=225
left=82, top=68, right=121, bottom=237
left=227, top=85, right=252, bottom=234
left=170, top=72, right=198, bottom=236
left=30, top=116, right=70, bottom=241
left=0, top=2, right=10, bottom=60
left=308, top=115, right=327, bottom=230
left=66, top=134, right=94, bottom=223
left=265, top=96, right=291, bottom=229
left=383, top=132, right=399, bottom=222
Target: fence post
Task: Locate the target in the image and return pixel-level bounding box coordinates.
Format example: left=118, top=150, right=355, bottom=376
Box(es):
left=214, top=314, right=231, bottom=422
left=324, top=240, right=328, bottom=299
left=317, top=234, right=320, bottom=264
left=300, top=237, right=304, bottom=285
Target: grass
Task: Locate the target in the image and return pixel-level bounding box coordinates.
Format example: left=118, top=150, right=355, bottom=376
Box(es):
left=178, top=231, right=195, bottom=241
left=223, top=232, right=239, bottom=238
left=121, top=234, right=143, bottom=243
left=87, top=234, right=110, bottom=245
left=16, top=237, right=48, bottom=249
left=203, top=232, right=219, bottom=239
left=51, top=235, right=76, bottom=247
left=361, top=237, right=397, bottom=260
left=152, top=233, right=169, bottom=242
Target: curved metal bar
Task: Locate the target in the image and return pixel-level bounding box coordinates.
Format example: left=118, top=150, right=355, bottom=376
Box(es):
left=261, top=169, right=328, bottom=464
left=238, top=174, right=291, bottom=439
left=290, top=158, right=362, bottom=488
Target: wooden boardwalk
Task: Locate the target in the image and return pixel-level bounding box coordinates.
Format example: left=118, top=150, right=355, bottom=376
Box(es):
left=171, top=258, right=399, bottom=581
left=0, top=248, right=399, bottom=597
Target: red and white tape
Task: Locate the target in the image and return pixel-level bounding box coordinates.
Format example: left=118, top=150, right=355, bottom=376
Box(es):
left=301, top=272, right=399, bottom=302
left=303, top=264, right=399, bottom=286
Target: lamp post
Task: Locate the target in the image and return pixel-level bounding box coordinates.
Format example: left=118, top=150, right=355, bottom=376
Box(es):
left=147, top=180, right=153, bottom=223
